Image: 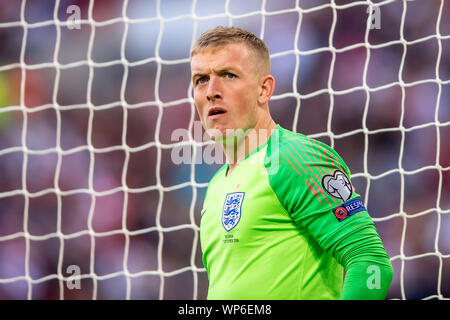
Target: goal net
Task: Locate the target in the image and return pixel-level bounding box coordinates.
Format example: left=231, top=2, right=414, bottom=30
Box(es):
left=0, top=0, right=449, bottom=300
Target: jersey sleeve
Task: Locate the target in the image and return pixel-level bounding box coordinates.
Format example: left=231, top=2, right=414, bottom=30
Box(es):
left=265, top=129, right=375, bottom=251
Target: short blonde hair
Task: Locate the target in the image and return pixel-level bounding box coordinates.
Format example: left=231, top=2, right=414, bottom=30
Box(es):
left=190, top=26, right=270, bottom=74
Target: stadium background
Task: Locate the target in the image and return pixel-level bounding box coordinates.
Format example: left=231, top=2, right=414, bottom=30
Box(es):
left=0, top=0, right=449, bottom=299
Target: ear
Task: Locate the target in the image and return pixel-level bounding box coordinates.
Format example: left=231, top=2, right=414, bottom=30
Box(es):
left=258, top=75, right=275, bottom=105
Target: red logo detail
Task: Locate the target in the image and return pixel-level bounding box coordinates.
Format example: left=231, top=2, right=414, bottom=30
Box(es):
left=335, top=207, right=348, bottom=219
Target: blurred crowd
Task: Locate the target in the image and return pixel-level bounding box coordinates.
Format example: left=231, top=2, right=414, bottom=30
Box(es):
left=0, top=0, right=449, bottom=299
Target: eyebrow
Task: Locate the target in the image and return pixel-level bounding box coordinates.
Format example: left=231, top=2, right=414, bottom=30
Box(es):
left=191, top=72, right=206, bottom=81
left=191, top=67, right=237, bottom=81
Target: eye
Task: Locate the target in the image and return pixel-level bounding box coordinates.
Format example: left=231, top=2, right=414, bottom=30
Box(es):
left=225, top=72, right=236, bottom=79
left=196, top=76, right=208, bottom=85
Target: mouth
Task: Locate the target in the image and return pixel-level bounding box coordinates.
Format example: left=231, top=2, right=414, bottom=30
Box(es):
left=207, top=107, right=227, bottom=119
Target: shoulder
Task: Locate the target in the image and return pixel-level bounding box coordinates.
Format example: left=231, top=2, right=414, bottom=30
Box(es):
left=266, top=125, right=348, bottom=177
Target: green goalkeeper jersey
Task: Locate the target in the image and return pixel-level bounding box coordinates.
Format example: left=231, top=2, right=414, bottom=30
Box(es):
left=200, top=125, right=376, bottom=300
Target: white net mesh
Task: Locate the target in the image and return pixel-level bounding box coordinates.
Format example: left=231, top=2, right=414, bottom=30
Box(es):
left=0, top=0, right=449, bottom=299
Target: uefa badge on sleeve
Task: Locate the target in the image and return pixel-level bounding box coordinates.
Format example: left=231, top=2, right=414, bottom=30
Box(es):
left=321, top=169, right=353, bottom=202
left=332, top=198, right=367, bottom=222
left=222, top=192, right=245, bottom=232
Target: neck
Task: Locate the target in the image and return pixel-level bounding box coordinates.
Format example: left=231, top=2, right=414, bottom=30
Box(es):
left=223, top=116, right=277, bottom=176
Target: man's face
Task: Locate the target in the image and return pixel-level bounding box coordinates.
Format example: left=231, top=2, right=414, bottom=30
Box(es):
left=190, top=42, right=261, bottom=141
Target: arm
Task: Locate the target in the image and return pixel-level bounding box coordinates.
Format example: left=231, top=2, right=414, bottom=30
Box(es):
left=265, top=128, right=393, bottom=299
left=330, top=225, right=393, bottom=300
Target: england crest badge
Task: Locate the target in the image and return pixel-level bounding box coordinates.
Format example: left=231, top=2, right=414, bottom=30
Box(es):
left=222, top=192, right=245, bottom=232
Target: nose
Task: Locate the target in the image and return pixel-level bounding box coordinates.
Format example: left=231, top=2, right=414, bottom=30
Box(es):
left=206, top=77, right=221, bottom=102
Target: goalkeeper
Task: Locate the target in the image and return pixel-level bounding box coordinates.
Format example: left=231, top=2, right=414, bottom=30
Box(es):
left=190, top=26, right=393, bottom=300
